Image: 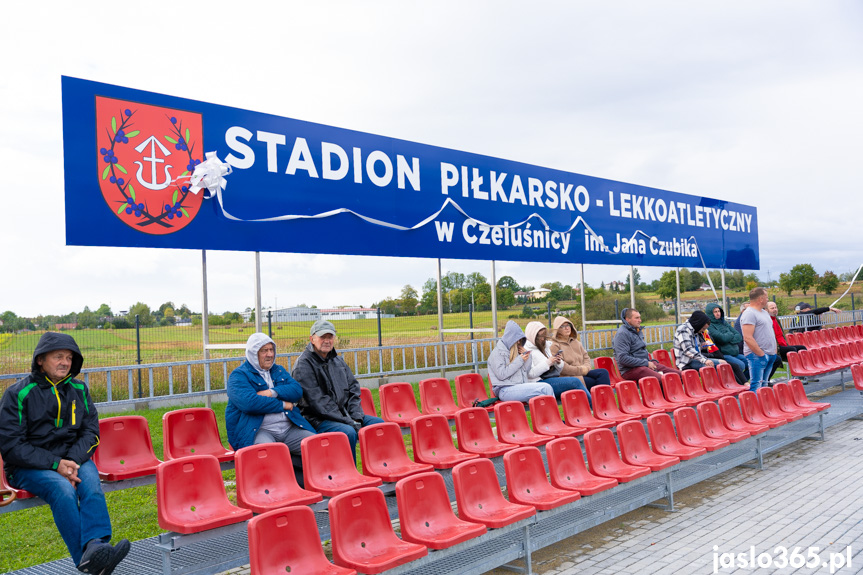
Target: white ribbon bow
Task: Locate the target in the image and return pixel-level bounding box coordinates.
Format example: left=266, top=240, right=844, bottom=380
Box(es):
left=188, top=151, right=232, bottom=198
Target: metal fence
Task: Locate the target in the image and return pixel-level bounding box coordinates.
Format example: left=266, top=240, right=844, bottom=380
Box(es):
left=2, top=312, right=861, bottom=405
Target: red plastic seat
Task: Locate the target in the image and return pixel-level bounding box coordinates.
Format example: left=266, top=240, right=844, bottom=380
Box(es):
left=301, top=432, right=383, bottom=497
left=699, top=366, right=737, bottom=398
left=853, top=363, right=863, bottom=391
left=788, top=379, right=830, bottom=411
left=645, top=414, right=707, bottom=460
left=452, top=458, right=536, bottom=528
left=616, top=380, right=663, bottom=418
left=546, top=437, right=617, bottom=495
left=248, top=506, right=356, bottom=575
left=359, top=423, right=434, bottom=482
left=455, top=407, right=518, bottom=457
left=504, top=447, right=581, bottom=510
left=162, top=408, right=234, bottom=462
left=660, top=373, right=699, bottom=407
left=717, top=397, right=768, bottom=436
left=235, top=443, right=322, bottom=514
left=0, top=453, right=34, bottom=504
left=494, top=401, right=552, bottom=447
left=681, top=370, right=724, bottom=402
left=329, top=487, right=427, bottom=573
left=361, top=387, right=378, bottom=418
left=799, top=350, right=822, bottom=375
left=410, top=414, right=479, bottom=469
left=455, top=373, right=494, bottom=411
left=638, top=377, right=682, bottom=411
left=695, top=402, right=750, bottom=443
left=617, top=421, right=680, bottom=471
left=583, top=428, right=651, bottom=482
left=529, top=395, right=583, bottom=437
left=715, top=363, right=749, bottom=393
left=560, top=389, right=614, bottom=431
left=156, top=455, right=252, bottom=534
left=787, top=351, right=817, bottom=377
left=594, top=356, right=625, bottom=387
left=395, top=472, right=487, bottom=549
left=773, top=383, right=818, bottom=418
left=93, top=416, right=162, bottom=481
left=738, top=391, right=786, bottom=428
left=591, top=385, right=640, bottom=425
left=379, top=382, right=423, bottom=428
left=756, top=388, right=800, bottom=422
left=671, top=408, right=729, bottom=452
left=419, top=378, right=459, bottom=418
left=652, top=349, right=675, bottom=370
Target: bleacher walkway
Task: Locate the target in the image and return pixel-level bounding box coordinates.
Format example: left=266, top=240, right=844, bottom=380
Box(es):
left=7, top=373, right=863, bottom=575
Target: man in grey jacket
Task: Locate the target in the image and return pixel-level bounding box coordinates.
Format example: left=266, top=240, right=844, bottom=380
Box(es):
left=612, top=308, right=681, bottom=381
left=293, top=320, right=383, bottom=462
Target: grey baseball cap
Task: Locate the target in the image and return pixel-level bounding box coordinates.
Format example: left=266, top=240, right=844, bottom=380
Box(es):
left=310, top=319, right=336, bottom=336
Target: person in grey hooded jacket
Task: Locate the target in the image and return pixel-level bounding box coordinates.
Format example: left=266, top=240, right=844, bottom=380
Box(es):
left=487, top=321, right=554, bottom=402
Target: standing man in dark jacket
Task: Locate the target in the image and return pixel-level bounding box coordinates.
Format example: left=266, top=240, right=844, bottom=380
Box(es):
left=293, top=320, right=383, bottom=462
left=0, top=332, right=129, bottom=574
left=225, top=333, right=315, bottom=485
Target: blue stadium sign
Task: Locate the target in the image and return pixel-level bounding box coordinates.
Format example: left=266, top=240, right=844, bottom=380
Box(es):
left=62, top=76, right=759, bottom=269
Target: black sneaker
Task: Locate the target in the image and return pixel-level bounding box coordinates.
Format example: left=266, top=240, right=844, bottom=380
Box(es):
left=99, top=539, right=131, bottom=575
left=77, top=541, right=113, bottom=573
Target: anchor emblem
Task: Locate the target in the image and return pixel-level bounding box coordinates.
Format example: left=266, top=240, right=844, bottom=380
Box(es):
left=133, top=136, right=173, bottom=190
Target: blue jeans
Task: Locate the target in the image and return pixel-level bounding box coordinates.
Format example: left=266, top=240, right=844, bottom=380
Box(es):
left=314, top=414, right=384, bottom=463
left=682, top=358, right=721, bottom=371
left=542, top=376, right=591, bottom=405
left=723, top=354, right=749, bottom=384
left=10, top=460, right=111, bottom=565
left=745, top=353, right=777, bottom=393
left=583, top=369, right=611, bottom=390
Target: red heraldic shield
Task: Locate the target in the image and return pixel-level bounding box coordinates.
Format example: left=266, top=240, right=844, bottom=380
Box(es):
left=95, top=97, right=204, bottom=235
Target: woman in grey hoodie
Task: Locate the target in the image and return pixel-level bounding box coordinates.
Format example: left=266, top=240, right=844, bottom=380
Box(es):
left=487, top=321, right=554, bottom=402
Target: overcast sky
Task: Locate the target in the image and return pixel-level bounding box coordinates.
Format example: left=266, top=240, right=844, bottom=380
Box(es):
left=2, top=1, right=862, bottom=317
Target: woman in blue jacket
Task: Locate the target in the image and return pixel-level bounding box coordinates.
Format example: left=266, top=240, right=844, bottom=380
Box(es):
left=226, top=333, right=315, bottom=485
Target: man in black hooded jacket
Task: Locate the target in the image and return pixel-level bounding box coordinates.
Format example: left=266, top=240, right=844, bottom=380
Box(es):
left=0, top=332, right=129, bottom=574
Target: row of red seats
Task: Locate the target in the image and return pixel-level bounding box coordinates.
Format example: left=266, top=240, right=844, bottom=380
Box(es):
left=786, top=342, right=863, bottom=377
left=787, top=325, right=863, bottom=349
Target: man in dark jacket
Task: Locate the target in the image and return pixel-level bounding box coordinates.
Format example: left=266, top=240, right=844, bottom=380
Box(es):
left=0, top=332, right=129, bottom=574
left=612, top=308, right=680, bottom=381
left=293, top=320, right=383, bottom=462
left=225, top=332, right=315, bottom=485
left=789, top=302, right=841, bottom=332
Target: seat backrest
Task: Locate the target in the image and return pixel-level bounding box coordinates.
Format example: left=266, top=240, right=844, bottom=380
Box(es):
left=616, top=380, right=646, bottom=411
left=528, top=395, right=566, bottom=433
left=419, top=378, right=458, bottom=415
left=699, top=366, right=724, bottom=394
left=93, top=415, right=161, bottom=475
left=235, top=443, right=318, bottom=512
left=652, top=349, right=674, bottom=369
left=851, top=363, right=863, bottom=391
left=395, top=471, right=485, bottom=547
left=696, top=401, right=727, bottom=436
left=714, top=363, right=738, bottom=390
left=455, top=407, right=499, bottom=448
left=638, top=377, right=665, bottom=406
left=379, top=382, right=422, bottom=425
left=162, top=408, right=230, bottom=460
left=681, top=370, right=708, bottom=397
left=248, top=506, right=352, bottom=575
left=358, top=422, right=414, bottom=476
left=672, top=407, right=705, bottom=441
left=773, top=383, right=802, bottom=413
left=590, top=385, right=620, bottom=416
left=546, top=437, right=592, bottom=482
left=594, top=357, right=623, bottom=385
left=360, top=387, right=377, bottom=418
left=661, top=372, right=688, bottom=401
left=756, top=387, right=783, bottom=416
left=616, top=420, right=652, bottom=460
left=451, top=458, right=505, bottom=513
left=645, top=412, right=680, bottom=448
left=494, top=401, right=533, bottom=438
left=583, top=428, right=620, bottom=469
left=301, top=432, right=367, bottom=494
left=560, top=389, right=594, bottom=425
left=454, top=373, right=491, bottom=409
left=786, top=351, right=805, bottom=375
left=503, top=446, right=559, bottom=500
left=156, top=454, right=234, bottom=530
left=718, top=396, right=746, bottom=428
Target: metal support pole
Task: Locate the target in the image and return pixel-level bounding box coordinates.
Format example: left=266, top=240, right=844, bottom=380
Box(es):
left=201, top=250, right=211, bottom=408
left=814, top=293, right=818, bottom=307
left=614, top=299, right=620, bottom=320
left=437, top=259, right=445, bottom=377
left=675, top=268, right=681, bottom=324
left=721, top=269, right=727, bottom=310
left=629, top=265, right=636, bottom=309
left=580, top=264, right=587, bottom=336
left=490, top=260, right=499, bottom=337
left=135, top=314, right=142, bottom=398
left=470, top=296, right=478, bottom=373
left=254, top=252, right=263, bottom=333
left=853, top=293, right=856, bottom=325
left=547, top=301, right=552, bottom=327
left=377, top=307, right=383, bottom=347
